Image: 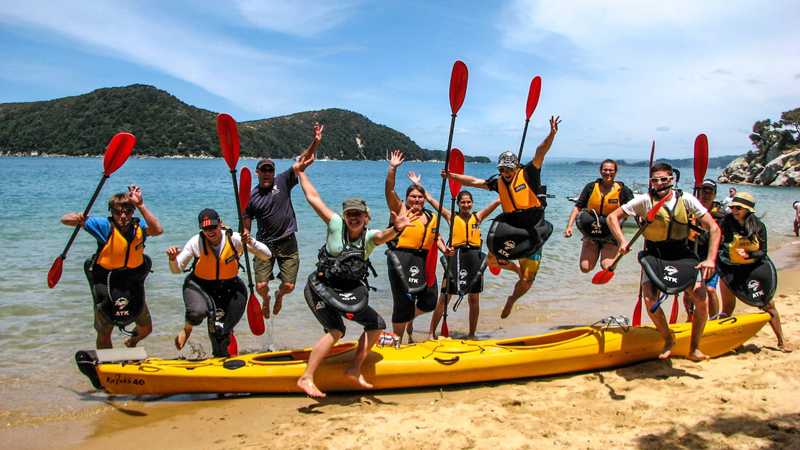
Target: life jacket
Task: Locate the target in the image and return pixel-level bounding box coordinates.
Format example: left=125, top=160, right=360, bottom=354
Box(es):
left=316, top=228, right=377, bottom=287
left=95, top=218, right=145, bottom=270
left=724, top=233, right=760, bottom=264
left=452, top=213, right=481, bottom=248
left=498, top=169, right=541, bottom=213
left=396, top=209, right=437, bottom=250
left=193, top=227, right=240, bottom=281
left=586, top=180, right=624, bottom=216
left=642, top=191, right=690, bottom=242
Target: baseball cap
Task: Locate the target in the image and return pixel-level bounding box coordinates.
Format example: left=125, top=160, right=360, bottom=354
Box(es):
left=198, top=208, right=221, bottom=228
left=700, top=179, right=717, bottom=191
left=257, top=158, right=275, bottom=170
left=497, top=151, right=518, bottom=169
left=342, top=198, right=368, bottom=213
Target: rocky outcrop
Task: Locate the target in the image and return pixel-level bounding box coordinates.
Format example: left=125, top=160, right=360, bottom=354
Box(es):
left=718, top=148, right=800, bottom=187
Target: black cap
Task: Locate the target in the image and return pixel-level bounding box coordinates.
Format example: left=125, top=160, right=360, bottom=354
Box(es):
left=198, top=209, right=220, bottom=228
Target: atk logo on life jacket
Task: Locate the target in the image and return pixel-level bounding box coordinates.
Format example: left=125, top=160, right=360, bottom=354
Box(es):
left=459, top=269, right=468, bottom=279
left=114, top=297, right=130, bottom=316
left=662, top=266, right=679, bottom=283
left=408, top=265, right=420, bottom=283
left=514, top=184, right=527, bottom=193
left=503, top=241, right=516, bottom=250
left=315, top=301, right=325, bottom=310
left=748, top=280, right=765, bottom=298
left=339, top=292, right=356, bottom=301
left=215, top=308, right=225, bottom=320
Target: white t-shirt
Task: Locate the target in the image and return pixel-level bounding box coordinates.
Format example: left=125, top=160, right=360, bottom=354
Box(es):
left=169, top=231, right=271, bottom=274
left=621, top=190, right=707, bottom=219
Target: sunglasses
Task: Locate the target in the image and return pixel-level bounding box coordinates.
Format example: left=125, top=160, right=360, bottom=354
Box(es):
left=258, top=166, right=275, bottom=173
left=649, top=176, right=673, bottom=184
left=498, top=166, right=514, bottom=174
left=111, top=208, right=135, bottom=215
left=202, top=224, right=219, bottom=232
left=729, top=206, right=744, bottom=211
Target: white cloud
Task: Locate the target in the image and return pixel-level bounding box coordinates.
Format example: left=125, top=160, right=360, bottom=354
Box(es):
left=233, top=0, right=366, bottom=38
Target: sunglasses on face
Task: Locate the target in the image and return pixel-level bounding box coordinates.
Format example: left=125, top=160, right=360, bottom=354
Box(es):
left=111, top=208, right=134, bottom=215
left=729, top=206, right=744, bottom=211
left=258, top=167, right=275, bottom=173
left=498, top=167, right=514, bottom=174
left=649, top=176, right=673, bottom=184
left=202, top=225, right=219, bottom=232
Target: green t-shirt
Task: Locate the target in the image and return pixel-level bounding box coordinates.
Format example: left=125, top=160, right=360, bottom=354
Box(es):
left=326, top=214, right=379, bottom=258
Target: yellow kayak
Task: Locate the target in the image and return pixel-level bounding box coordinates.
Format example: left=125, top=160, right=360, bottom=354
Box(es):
left=85, top=313, right=769, bottom=396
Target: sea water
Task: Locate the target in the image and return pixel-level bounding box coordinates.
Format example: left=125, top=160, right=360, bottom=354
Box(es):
left=0, top=156, right=797, bottom=426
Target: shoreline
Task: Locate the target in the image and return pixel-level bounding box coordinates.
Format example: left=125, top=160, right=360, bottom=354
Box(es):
left=5, top=244, right=800, bottom=449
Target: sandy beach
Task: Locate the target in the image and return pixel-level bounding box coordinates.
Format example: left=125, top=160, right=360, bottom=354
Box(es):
left=7, top=258, right=800, bottom=450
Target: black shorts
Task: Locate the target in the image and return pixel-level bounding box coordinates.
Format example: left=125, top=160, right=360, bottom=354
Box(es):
left=304, top=284, right=385, bottom=336
left=387, top=256, right=438, bottom=323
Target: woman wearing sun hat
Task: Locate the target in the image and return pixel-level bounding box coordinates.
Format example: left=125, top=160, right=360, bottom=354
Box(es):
left=717, top=192, right=792, bottom=352
left=294, top=157, right=414, bottom=398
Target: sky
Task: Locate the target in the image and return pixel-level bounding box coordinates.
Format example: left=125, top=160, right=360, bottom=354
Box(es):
left=1, top=0, right=799, bottom=161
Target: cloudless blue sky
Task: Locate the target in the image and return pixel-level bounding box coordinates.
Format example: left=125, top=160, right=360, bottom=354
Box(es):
left=1, top=0, right=799, bottom=161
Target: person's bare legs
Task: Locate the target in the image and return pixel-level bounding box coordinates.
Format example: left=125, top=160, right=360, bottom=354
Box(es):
left=96, top=330, right=113, bottom=349
left=643, top=282, right=675, bottom=359
left=467, top=293, right=479, bottom=339
left=763, top=301, right=792, bottom=352
left=579, top=240, right=600, bottom=273
left=273, top=282, right=294, bottom=316
left=297, top=329, right=343, bottom=398
left=686, top=286, right=709, bottom=361
left=256, top=281, right=272, bottom=319
left=501, top=278, right=533, bottom=319
left=125, top=323, right=151, bottom=348
left=344, top=329, right=382, bottom=388
left=175, top=322, right=193, bottom=350
left=707, top=286, right=720, bottom=319
left=599, top=244, right=620, bottom=271
left=428, top=293, right=448, bottom=341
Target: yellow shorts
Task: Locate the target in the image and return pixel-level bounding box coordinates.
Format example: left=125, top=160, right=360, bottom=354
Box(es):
left=519, top=249, right=542, bottom=282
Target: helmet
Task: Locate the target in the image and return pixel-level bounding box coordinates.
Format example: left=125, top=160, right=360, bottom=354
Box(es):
left=497, top=151, right=518, bottom=169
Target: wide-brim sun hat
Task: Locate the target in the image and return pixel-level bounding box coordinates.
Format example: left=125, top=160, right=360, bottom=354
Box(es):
left=728, top=192, right=756, bottom=213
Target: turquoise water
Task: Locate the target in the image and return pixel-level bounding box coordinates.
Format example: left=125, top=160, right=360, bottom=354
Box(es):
left=0, top=156, right=797, bottom=425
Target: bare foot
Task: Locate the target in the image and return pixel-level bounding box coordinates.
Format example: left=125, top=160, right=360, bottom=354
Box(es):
left=427, top=334, right=436, bottom=342
left=344, top=370, right=373, bottom=389
left=297, top=377, right=326, bottom=398
left=467, top=335, right=476, bottom=340
left=501, top=297, right=516, bottom=319
left=659, top=340, right=676, bottom=359
left=262, top=294, right=271, bottom=320
left=778, top=342, right=793, bottom=353
left=175, top=329, right=191, bottom=350
left=687, top=348, right=710, bottom=361
left=273, top=290, right=283, bottom=316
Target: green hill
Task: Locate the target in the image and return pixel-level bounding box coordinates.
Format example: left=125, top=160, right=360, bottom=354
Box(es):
left=0, top=84, right=461, bottom=161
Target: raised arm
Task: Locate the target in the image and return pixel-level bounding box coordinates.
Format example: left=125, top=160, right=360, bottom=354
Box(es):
left=385, top=150, right=405, bottom=213
left=441, top=169, right=488, bottom=190
left=409, top=171, right=451, bottom=222
left=530, top=116, right=561, bottom=169
left=292, top=122, right=323, bottom=175
left=475, top=197, right=501, bottom=222
left=128, top=185, right=163, bottom=236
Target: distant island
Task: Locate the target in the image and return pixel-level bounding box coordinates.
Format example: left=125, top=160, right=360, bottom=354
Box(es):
left=570, top=156, right=741, bottom=169
left=0, top=84, right=490, bottom=163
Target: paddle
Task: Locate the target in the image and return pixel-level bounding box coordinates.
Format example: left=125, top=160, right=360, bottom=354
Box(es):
left=516, top=76, right=542, bottom=163
left=591, top=191, right=672, bottom=285
left=440, top=148, right=465, bottom=337
left=426, top=60, right=468, bottom=286
left=633, top=141, right=657, bottom=325
left=239, top=167, right=265, bottom=335
left=216, top=113, right=264, bottom=336
left=48, top=133, right=136, bottom=288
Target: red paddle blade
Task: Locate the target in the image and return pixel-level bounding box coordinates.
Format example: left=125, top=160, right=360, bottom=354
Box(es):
left=247, top=294, right=265, bottom=336
left=633, top=297, right=642, bottom=326
left=441, top=318, right=450, bottom=338
left=217, top=114, right=240, bottom=171
left=47, top=256, right=64, bottom=289
left=489, top=267, right=501, bottom=276
left=526, top=76, right=542, bottom=119
left=448, top=148, right=465, bottom=196
left=102, top=133, right=136, bottom=175
left=693, top=134, right=709, bottom=188
left=227, top=332, right=238, bottom=357
left=239, top=167, right=252, bottom=215
left=449, top=61, right=469, bottom=114
left=425, top=246, right=439, bottom=287
left=591, top=269, right=615, bottom=285
left=669, top=296, right=679, bottom=324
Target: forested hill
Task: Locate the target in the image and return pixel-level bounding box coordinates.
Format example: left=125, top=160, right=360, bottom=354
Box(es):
left=0, top=84, right=437, bottom=161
